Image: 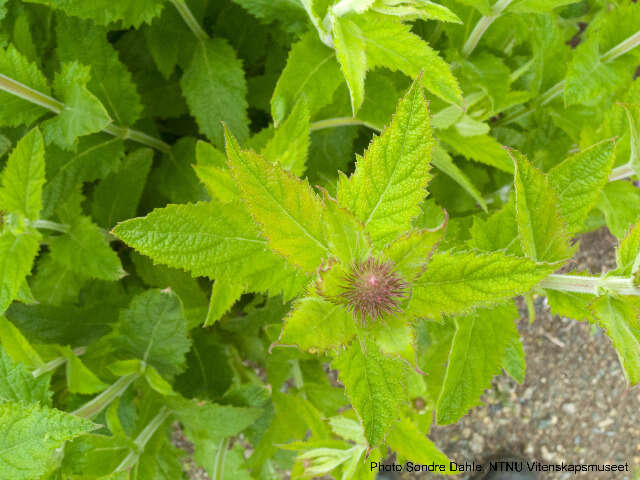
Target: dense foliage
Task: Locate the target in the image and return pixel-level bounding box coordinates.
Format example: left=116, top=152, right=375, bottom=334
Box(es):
left=0, top=0, right=639, bottom=478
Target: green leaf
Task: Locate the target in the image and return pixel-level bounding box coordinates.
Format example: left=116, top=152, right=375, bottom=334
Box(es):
left=337, top=75, right=433, bottom=244
left=56, top=15, right=142, bottom=126
left=468, top=199, right=521, bottom=254
left=30, top=253, right=88, bottom=306
left=277, top=296, right=356, bottom=352
left=511, top=149, right=574, bottom=262
left=352, top=12, right=462, bottom=106
left=548, top=140, right=616, bottom=234
left=332, top=339, right=407, bottom=448
left=181, top=38, right=249, bottom=148
left=0, top=128, right=45, bottom=220
left=332, top=14, right=367, bottom=114
left=613, top=222, right=640, bottom=278
left=0, top=346, right=49, bottom=405
left=24, top=0, right=165, bottom=27
left=622, top=103, right=640, bottom=174
left=545, top=288, right=594, bottom=322
left=503, top=334, right=526, bottom=384
left=0, top=230, right=40, bottom=314
left=432, top=144, right=487, bottom=212
left=204, top=280, right=244, bottom=327
left=271, top=32, right=343, bottom=126
left=510, top=0, right=579, bottom=13
left=410, top=251, right=553, bottom=319
left=383, top=228, right=444, bottom=281
left=438, top=129, right=514, bottom=173
left=194, top=140, right=240, bottom=203
left=0, top=44, right=49, bottom=127
left=262, top=99, right=311, bottom=176
left=591, top=295, right=640, bottom=385
left=0, top=316, right=43, bottom=368
left=386, top=416, right=451, bottom=470
left=0, top=402, right=95, bottom=480
left=436, top=304, right=518, bottom=424
left=61, top=347, right=108, bottom=395
left=321, top=191, right=371, bottom=265
left=226, top=130, right=329, bottom=272
left=111, top=289, right=190, bottom=379
left=599, top=181, right=640, bottom=239
left=42, top=62, right=111, bottom=149
left=91, top=148, right=153, bottom=228
left=48, top=216, right=124, bottom=281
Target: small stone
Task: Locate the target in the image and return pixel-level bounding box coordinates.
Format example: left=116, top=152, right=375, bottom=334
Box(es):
left=541, top=445, right=554, bottom=462
left=562, top=403, right=577, bottom=415
left=462, top=428, right=471, bottom=439
left=470, top=433, right=484, bottom=454
left=598, top=418, right=614, bottom=429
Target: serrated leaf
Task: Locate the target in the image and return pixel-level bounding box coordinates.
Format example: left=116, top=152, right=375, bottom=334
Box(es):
left=271, top=32, right=342, bottom=125
left=510, top=0, right=579, bottom=13
left=352, top=12, right=462, bottom=106
left=231, top=0, right=308, bottom=33
left=277, top=296, right=356, bottom=352
left=332, top=14, right=367, bottom=114
left=61, top=347, right=108, bottom=395
left=613, top=222, right=640, bottom=278
left=0, top=316, right=43, bottom=368
left=181, top=38, right=249, bottom=148
left=204, top=280, right=244, bottom=327
left=0, top=127, right=44, bottom=220
left=511, top=149, right=574, bottom=262
left=226, top=130, right=329, bottom=272
left=24, top=0, right=165, bottom=27
left=468, top=199, right=521, bottom=254
left=622, top=103, right=640, bottom=174
left=48, top=216, right=124, bottom=281
left=503, top=333, right=526, bottom=384
left=383, top=228, right=443, bottom=281
left=0, top=230, right=40, bottom=314
left=56, top=15, right=142, bottom=126
left=548, top=140, right=616, bottom=234
left=592, top=295, right=640, bottom=385
left=111, top=289, right=190, bottom=379
left=0, top=44, right=49, bottom=127
left=42, top=135, right=125, bottom=218
left=545, top=288, right=594, bottom=322
left=410, top=251, right=553, bottom=319
left=262, top=99, right=310, bottom=177
left=337, top=75, right=433, bottom=244
left=30, top=253, right=88, bottom=306
left=332, top=339, right=407, bottom=448
left=386, top=416, right=451, bottom=469
left=0, top=346, right=49, bottom=405
left=436, top=304, right=518, bottom=424
left=598, top=181, right=640, bottom=239
left=91, top=149, right=153, bottom=228
left=0, top=402, right=95, bottom=480
left=194, top=140, right=239, bottom=203
left=42, top=62, right=111, bottom=149
left=438, top=129, right=514, bottom=173
left=321, top=191, right=371, bottom=264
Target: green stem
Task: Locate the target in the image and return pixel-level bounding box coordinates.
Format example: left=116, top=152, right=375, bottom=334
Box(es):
left=32, top=346, right=86, bottom=377
left=290, top=360, right=306, bottom=399
left=461, top=0, right=514, bottom=57
left=212, top=438, right=230, bottom=480
left=31, top=219, right=69, bottom=233
left=540, top=274, right=640, bottom=296
left=169, top=0, right=209, bottom=42
left=72, top=373, right=138, bottom=418
left=310, top=116, right=381, bottom=132
left=609, top=163, right=635, bottom=181
left=499, top=27, right=640, bottom=125
left=114, top=407, right=172, bottom=473
left=0, top=73, right=170, bottom=153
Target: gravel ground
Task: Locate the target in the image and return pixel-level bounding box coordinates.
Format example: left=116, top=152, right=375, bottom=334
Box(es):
left=174, top=228, right=640, bottom=480
left=425, top=228, right=640, bottom=480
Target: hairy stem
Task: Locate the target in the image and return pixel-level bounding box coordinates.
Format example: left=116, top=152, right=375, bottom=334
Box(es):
left=310, top=116, right=381, bottom=132
left=0, top=73, right=171, bottom=152
left=114, top=407, right=172, bottom=472
left=212, top=438, right=230, bottom=480
left=169, top=0, right=209, bottom=42
left=609, top=163, right=635, bottom=181
left=31, top=219, right=69, bottom=233
left=540, top=274, right=640, bottom=296
left=462, top=0, right=514, bottom=57
left=32, top=346, right=86, bottom=377
left=72, top=373, right=138, bottom=418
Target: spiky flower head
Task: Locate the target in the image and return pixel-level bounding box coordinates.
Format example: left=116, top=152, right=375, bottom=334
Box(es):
left=338, top=257, right=408, bottom=323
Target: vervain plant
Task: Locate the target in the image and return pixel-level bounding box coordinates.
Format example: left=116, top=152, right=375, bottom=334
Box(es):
left=0, top=0, right=639, bottom=479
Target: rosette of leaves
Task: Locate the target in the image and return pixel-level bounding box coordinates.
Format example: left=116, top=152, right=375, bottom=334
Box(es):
left=114, top=76, right=564, bottom=465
